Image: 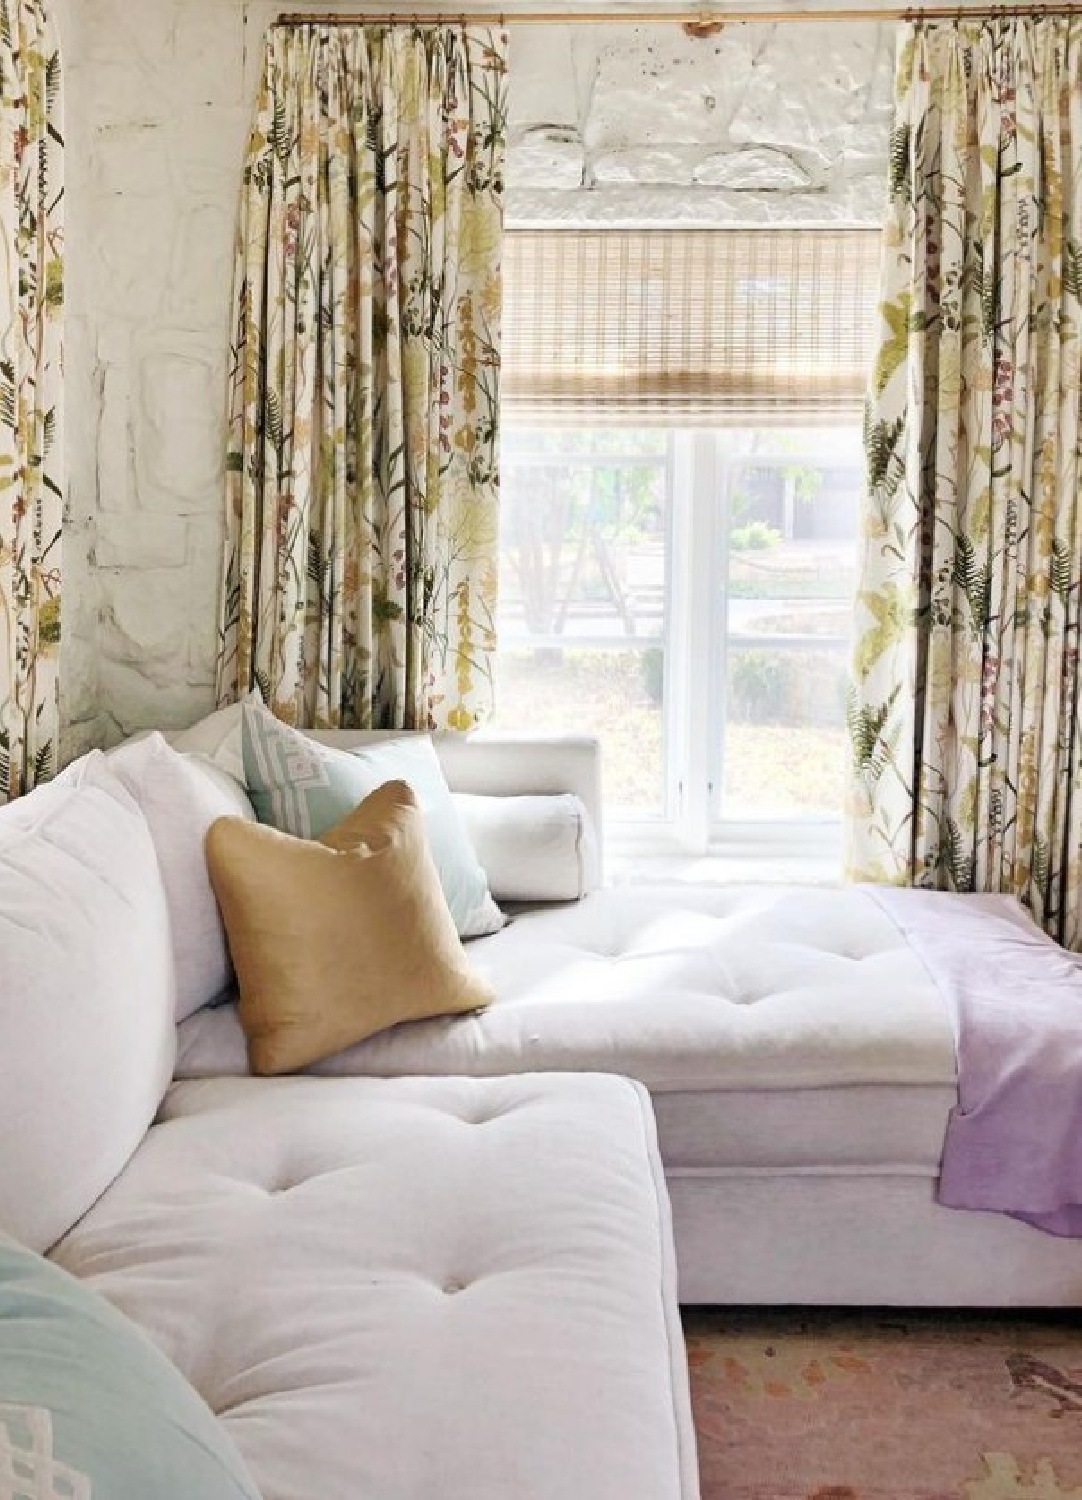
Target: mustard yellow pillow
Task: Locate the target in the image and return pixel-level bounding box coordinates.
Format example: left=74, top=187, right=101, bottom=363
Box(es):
left=205, top=780, right=494, bottom=1076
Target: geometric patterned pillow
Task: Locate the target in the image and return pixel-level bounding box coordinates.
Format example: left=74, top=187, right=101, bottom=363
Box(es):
left=0, top=1235, right=261, bottom=1500
left=241, top=699, right=505, bottom=938
left=0, top=1404, right=91, bottom=1498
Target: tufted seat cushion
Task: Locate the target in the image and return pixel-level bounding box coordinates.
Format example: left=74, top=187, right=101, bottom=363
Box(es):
left=178, top=885, right=960, bottom=1175
left=51, top=1074, right=698, bottom=1500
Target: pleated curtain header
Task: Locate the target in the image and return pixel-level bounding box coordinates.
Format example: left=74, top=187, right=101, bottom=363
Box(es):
left=502, top=227, right=881, bottom=424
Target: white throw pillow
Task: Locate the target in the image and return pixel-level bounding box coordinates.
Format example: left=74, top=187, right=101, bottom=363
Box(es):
left=452, top=793, right=599, bottom=902
left=0, top=754, right=176, bottom=1251
left=110, top=733, right=255, bottom=1021
left=171, top=700, right=247, bottom=783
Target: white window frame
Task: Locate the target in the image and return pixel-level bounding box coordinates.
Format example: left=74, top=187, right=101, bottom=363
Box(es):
left=499, top=423, right=857, bottom=867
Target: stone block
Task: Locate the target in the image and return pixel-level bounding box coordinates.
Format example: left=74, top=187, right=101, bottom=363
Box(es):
left=729, top=23, right=888, bottom=153
left=509, top=27, right=579, bottom=132
left=509, top=126, right=584, bottom=190
left=592, top=146, right=699, bottom=187
left=80, top=0, right=175, bottom=70
left=507, top=182, right=867, bottom=230
left=135, top=339, right=226, bottom=514
left=64, top=317, right=97, bottom=517
left=96, top=362, right=136, bottom=515
left=101, top=568, right=194, bottom=663
left=186, top=519, right=225, bottom=681
left=694, top=146, right=813, bottom=192
left=92, top=123, right=169, bottom=198
left=95, top=514, right=189, bottom=569
left=97, top=323, right=134, bottom=366
left=839, top=142, right=889, bottom=176
left=174, top=2, right=246, bottom=109
left=842, top=172, right=890, bottom=225
left=187, top=614, right=220, bottom=686
left=91, top=196, right=176, bottom=321
left=60, top=716, right=113, bottom=766
left=585, top=26, right=754, bottom=152
left=167, top=107, right=250, bottom=198
left=83, top=58, right=173, bottom=129
left=98, top=658, right=214, bottom=736
left=166, top=201, right=236, bottom=334
left=60, top=654, right=99, bottom=730
left=58, top=546, right=100, bottom=727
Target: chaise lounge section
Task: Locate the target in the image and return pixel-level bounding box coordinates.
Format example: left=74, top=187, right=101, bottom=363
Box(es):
left=52, top=1073, right=698, bottom=1500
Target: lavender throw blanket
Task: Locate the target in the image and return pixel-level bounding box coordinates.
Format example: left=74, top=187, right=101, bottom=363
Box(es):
left=864, top=886, right=1082, bottom=1237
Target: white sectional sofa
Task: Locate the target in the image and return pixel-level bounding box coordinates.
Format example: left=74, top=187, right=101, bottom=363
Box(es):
left=174, top=719, right=1082, bottom=1309
left=0, top=749, right=699, bottom=1500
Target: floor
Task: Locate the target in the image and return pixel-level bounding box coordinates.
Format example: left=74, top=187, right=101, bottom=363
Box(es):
left=684, top=1307, right=1082, bottom=1500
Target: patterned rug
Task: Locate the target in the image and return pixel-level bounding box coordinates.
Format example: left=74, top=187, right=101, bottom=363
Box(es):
left=684, top=1308, right=1082, bottom=1500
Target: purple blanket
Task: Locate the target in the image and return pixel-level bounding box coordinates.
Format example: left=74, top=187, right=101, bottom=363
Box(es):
left=864, top=886, right=1082, bottom=1237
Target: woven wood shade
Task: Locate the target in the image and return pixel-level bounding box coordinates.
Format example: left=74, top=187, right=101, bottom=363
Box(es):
left=501, top=228, right=882, bottom=424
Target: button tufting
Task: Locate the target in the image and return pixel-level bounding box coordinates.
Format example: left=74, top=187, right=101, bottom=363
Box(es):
left=443, top=1278, right=466, bottom=1295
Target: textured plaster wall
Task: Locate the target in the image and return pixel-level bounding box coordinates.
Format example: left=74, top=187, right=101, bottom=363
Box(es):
left=62, top=4, right=893, bottom=751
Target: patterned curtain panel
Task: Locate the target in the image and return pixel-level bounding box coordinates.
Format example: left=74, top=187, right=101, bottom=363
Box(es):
left=217, top=23, right=507, bottom=732
left=0, top=0, right=63, bottom=803
left=848, top=18, right=1082, bottom=945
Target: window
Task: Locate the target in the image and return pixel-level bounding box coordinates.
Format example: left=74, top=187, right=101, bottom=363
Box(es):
left=496, top=230, right=879, bottom=854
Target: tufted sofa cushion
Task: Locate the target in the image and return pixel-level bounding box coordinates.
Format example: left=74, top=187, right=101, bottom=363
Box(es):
left=177, top=884, right=960, bottom=1175
left=52, top=1073, right=699, bottom=1500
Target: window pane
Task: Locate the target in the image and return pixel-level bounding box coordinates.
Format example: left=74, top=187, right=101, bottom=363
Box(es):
left=495, top=647, right=666, bottom=817
left=498, top=431, right=668, bottom=645
left=494, top=426, right=671, bottom=821
left=719, top=428, right=861, bottom=823
left=723, top=646, right=849, bottom=818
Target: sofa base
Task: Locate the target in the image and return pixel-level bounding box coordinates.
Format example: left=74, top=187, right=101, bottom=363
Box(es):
left=670, top=1171, right=1082, bottom=1306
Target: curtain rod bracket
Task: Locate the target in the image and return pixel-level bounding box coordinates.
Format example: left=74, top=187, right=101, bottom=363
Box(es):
left=683, top=13, right=726, bottom=37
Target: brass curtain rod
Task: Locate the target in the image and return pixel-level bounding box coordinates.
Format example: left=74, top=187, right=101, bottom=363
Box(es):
left=276, top=4, right=1082, bottom=23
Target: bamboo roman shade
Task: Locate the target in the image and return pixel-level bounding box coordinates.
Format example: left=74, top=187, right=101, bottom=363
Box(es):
left=502, top=228, right=881, bottom=423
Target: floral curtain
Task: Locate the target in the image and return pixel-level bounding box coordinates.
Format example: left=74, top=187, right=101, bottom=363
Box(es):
left=0, top=0, right=63, bottom=803
left=848, top=18, right=1082, bottom=946
left=217, top=22, right=507, bottom=732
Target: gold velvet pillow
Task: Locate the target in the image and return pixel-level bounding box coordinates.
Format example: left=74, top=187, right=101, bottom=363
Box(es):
left=205, top=779, right=494, bottom=1076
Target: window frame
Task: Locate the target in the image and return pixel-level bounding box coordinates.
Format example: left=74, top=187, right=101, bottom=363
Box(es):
left=497, top=423, right=858, bottom=867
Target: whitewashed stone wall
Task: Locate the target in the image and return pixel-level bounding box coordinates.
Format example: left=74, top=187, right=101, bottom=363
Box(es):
left=61, top=4, right=893, bottom=751
left=507, top=20, right=893, bottom=225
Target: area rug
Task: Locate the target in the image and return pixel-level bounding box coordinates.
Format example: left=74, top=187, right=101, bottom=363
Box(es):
left=684, top=1308, right=1082, bottom=1500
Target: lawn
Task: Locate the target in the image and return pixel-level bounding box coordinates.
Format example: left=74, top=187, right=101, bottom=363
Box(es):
left=493, top=650, right=846, bottom=820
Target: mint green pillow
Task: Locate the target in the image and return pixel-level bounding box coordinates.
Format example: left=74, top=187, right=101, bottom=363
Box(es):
left=241, top=702, right=505, bottom=938
left=0, top=1234, right=261, bottom=1500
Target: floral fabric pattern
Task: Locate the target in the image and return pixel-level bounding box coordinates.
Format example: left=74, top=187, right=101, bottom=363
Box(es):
left=217, top=23, right=507, bottom=732
left=0, top=0, right=63, bottom=802
left=847, top=18, right=1082, bottom=947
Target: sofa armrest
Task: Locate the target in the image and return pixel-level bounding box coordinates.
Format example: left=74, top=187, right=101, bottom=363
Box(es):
left=306, top=728, right=603, bottom=886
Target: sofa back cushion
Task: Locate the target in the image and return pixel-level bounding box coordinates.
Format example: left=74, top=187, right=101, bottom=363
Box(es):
left=109, top=733, right=255, bottom=1021
left=0, top=754, right=176, bottom=1251
left=0, top=1231, right=261, bottom=1499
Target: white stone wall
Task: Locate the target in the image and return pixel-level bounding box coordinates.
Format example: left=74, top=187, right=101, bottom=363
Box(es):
left=63, top=0, right=249, bottom=752
left=507, top=20, right=894, bottom=225
left=62, top=4, right=893, bottom=750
